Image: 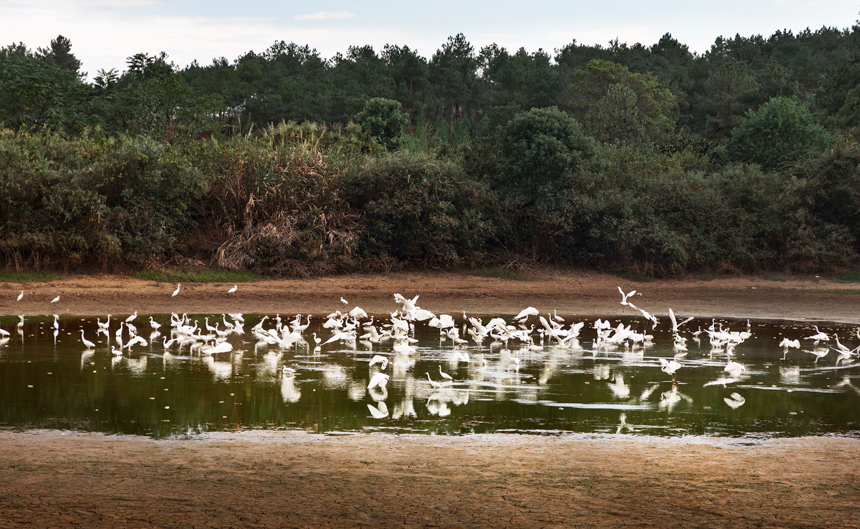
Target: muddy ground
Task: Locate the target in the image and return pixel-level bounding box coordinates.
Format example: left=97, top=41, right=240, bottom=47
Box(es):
left=1, top=269, right=859, bottom=528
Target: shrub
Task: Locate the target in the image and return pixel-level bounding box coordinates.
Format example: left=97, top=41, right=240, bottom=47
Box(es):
left=343, top=151, right=492, bottom=266
left=354, top=97, right=408, bottom=151
left=191, top=135, right=362, bottom=276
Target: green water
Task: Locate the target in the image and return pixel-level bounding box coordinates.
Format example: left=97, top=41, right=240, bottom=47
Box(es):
left=0, top=314, right=858, bottom=439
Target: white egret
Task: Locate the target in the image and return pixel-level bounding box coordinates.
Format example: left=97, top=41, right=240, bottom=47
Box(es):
left=724, top=361, right=746, bottom=379
left=349, top=306, right=368, bottom=319
left=171, top=284, right=181, bottom=297
left=16, top=290, right=23, bottom=301
left=805, top=326, right=829, bottom=345
left=617, top=287, right=636, bottom=306
left=80, top=329, right=95, bottom=350
left=514, top=307, right=539, bottom=322
left=425, top=372, right=441, bottom=389
left=438, top=365, right=453, bottom=382
left=660, top=358, right=682, bottom=383
left=227, top=285, right=237, bottom=294
left=125, top=311, right=137, bottom=323
left=51, top=295, right=60, bottom=304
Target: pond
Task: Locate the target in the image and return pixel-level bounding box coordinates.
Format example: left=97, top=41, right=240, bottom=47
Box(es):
left=1, top=308, right=858, bottom=439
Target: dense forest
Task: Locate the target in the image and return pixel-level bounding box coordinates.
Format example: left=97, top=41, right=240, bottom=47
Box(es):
left=2, top=27, right=860, bottom=277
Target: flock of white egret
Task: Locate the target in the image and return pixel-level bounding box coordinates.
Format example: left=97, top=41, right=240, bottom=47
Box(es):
left=2, top=283, right=859, bottom=431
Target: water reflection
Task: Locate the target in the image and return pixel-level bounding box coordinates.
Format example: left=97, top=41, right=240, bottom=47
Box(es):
left=0, top=311, right=859, bottom=438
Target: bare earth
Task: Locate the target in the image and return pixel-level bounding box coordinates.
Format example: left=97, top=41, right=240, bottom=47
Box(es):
left=1, top=269, right=859, bottom=528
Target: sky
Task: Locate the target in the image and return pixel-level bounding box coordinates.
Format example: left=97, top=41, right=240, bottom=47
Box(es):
left=1, top=0, right=858, bottom=79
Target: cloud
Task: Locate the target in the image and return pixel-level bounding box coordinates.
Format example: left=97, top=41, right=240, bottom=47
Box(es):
left=294, top=11, right=357, bottom=22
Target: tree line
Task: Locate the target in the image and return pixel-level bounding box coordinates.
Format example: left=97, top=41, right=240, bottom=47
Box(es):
left=1, top=27, right=860, bottom=276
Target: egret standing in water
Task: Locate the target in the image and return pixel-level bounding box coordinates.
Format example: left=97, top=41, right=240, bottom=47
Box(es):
left=660, top=358, right=682, bottom=384
left=426, top=372, right=441, bottom=389
left=80, top=329, right=95, bottom=350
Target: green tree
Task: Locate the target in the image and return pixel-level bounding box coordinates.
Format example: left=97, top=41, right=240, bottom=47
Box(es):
left=328, top=45, right=394, bottom=123
left=429, top=34, right=479, bottom=133
left=103, top=52, right=222, bottom=138
left=584, top=84, right=648, bottom=145
left=724, top=96, right=834, bottom=171
left=495, top=106, right=597, bottom=207
left=561, top=59, right=677, bottom=144
left=37, top=35, right=82, bottom=74
left=0, top=40, right=86, bottom=131
left=354, top=97, right=408, bottom=150
left=382, top=44, right=428, bottom=121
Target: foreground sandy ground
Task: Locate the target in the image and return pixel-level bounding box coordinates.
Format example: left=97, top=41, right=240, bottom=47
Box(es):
left=1, top=269, right=860, bottom=527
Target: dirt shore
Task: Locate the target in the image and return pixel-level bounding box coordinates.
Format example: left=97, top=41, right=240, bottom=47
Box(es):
left=3, top=268, right=860, bottom=323
left=1, top=269, right=860, bottom=528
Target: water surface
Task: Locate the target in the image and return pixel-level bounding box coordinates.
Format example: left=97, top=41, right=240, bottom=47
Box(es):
left=1, top=313, right=858, bottom=438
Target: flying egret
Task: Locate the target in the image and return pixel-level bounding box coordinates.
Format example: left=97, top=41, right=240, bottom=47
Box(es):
left=80, top=329, right=95, bottom=350
left=171, top=284, right=181, bottom=297
left=349, top=306, right=368, bottom=319
left=660, top=358, right=682, bottom=383
left=618, top=287, right=636, bottom=306
left=668, top=308, right=694, bottom=334
left=514, top=307, right=539, bottom=322
left=805, top=326, right=829, bottom=345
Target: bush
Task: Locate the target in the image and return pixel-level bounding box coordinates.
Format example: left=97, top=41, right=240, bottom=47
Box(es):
left=190, top=134, right=362, bottom=276
left=93, top=135, right=203, bottom=263
left=792, top=141, right=860, bottom=248
left=343, top=151, right=492, bottom=266
left=354, top=97, right=408, bottom=151
left=0, top=132, right=116, bottom=269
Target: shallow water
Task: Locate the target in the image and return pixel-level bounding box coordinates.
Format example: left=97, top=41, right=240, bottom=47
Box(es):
left=1, top=313, right=858, bottom=439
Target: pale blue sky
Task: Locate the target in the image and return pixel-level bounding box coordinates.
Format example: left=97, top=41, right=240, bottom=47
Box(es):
left=2, top=0, right=858, bottom=79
